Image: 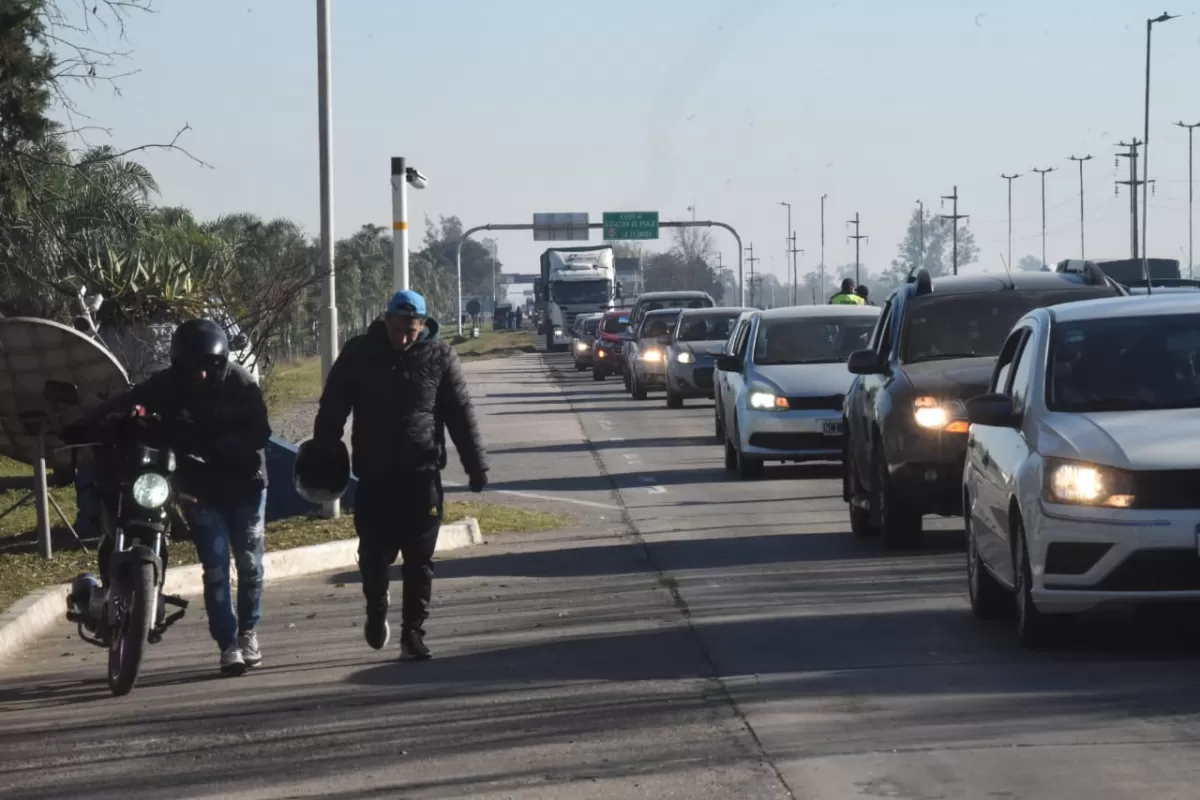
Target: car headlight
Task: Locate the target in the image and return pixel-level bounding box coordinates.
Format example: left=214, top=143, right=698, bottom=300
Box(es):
left=131, top=473, right=171, bottom=509
left=576, top=341, right=588, bottom=351
left=1043, top=459, right=1135, bottom=508
left=642, top=349, right=663, bottom=362
left=913, top=396, right=968, bottom=432
left=554, top=328, right=563, bottom=337
left=597, top=349, right=607, bottom=358
left=749, top=391, right=789, bottom=410
left=676, top=351, right=694, bottom=364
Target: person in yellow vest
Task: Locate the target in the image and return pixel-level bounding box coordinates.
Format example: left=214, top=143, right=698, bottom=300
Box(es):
left=829, top=278, right=865, bottom=305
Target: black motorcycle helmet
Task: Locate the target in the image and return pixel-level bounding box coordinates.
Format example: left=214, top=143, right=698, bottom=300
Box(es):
left=170, top=318, right=230, bottom=385
left=293, top=438, right=351, bottom=505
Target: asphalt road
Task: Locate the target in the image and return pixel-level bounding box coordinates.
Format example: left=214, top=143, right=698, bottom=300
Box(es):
left=4, top=350, right=1200, bottom=799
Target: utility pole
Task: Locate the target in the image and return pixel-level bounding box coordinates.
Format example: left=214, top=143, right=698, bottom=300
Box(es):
left=819, top=194, right=827, bottom=302
left=1116, top=139, right=1145, bottom=258
left=1031, top=167, right=1056, bottom=266
left=845, top=212, right=867, bottom=285
left=779, top=201, right=792, bottom=302
left=1176, top=122, right=1200, bottom=279
left=787, top=233, right=804, bottom=305
left=745, top=244, right=760, bottom=307
left=1068, top=155, right=1093, bottom=259
left=315, top=0, right=338, bottom=519
left=1000, top=174, right=1021, bottom=268
left=1143, top=13, right=1179, bottom=288
left=915, top=199, right=925, bottom=272
left=939, top=186, right=969, bottom=275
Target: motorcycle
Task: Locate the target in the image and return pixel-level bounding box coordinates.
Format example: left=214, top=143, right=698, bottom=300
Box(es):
left=63, top=405, right=194, bottom=697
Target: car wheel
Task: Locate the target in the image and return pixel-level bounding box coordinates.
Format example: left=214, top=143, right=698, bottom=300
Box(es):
left=632, top=372, right=648, bottom=401
left=666, top=390, right=683, bottom=409
left=723, top=433, right=737, bottom=471
left=845, top=443, right=877, bottom=538
left=966, top=499, right=1011, bottom=620
left=623, top=368, right=631, bottom=390
left=576, top=362, right=587, bottom=372
left=714, top=406, right=724, bottom=440
left=1013, top=517, right=1052, bottom=648
left=873, top=441, right=923, bottom=550
left=734, top=419, right=763, bottom=480
left=593, top=368, right=605, bottom=382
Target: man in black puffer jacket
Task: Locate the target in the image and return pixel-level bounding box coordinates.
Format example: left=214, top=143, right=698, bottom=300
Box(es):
left=311, top=290, right=488, bottom=661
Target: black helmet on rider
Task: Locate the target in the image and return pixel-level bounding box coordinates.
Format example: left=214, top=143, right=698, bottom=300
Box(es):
left=170, top=318, right=230, bottom=385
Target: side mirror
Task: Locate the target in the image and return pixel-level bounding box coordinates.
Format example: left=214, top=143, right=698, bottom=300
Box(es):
left=717, top=355, right=743, bottom=373
left=707, top=344, right=725, bottom=356
left=619, top=330, right=635, bottom=341
left=230, top=333, right=250, bottom=351
left=966, top=393, right=1018, bottom=427
left=847, top=349, right=886, bottom=375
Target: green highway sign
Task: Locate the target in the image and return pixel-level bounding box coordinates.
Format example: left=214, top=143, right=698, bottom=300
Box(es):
left=603, top=211, right=659, bottom=240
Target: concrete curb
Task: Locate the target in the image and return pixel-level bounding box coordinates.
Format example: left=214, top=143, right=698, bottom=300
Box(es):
left=0, top=517, right=482, bottom=668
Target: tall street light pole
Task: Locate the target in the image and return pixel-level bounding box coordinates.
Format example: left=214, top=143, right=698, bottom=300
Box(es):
left=391, top=158, right=429, bottom=292
left=1031, top=167, right=1055, bottom=266
left=1143, top=11, right=1179, bottom=284
left=779, top=201, right=792, bottom=303
left=1175, top=122, right=1200, bottom=279
left=1068, top=155, right=1093, bottom=259
left=915, top=199, right=924, bottom=272
left=315, top=0, right=338, bottom=518
left=819, top=194, right=827, bottom=301
left=1000, top=174, right=1021, bottom=268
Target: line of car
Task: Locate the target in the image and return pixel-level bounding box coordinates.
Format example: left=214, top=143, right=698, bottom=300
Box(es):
left=566, top=261, right=1200, bottom=648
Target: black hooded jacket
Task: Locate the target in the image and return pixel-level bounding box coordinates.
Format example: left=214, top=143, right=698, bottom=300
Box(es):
left=312, top=316, right=487, bottom=482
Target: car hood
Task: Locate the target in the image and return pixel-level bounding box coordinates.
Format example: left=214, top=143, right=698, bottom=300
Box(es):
left=900, top=357, right=996, bottom=400
left=1038, top=409, right=1200, bottom=471
left=675, top=340, right=725, bottom=358
left=751, top=362, right=855, bottom=396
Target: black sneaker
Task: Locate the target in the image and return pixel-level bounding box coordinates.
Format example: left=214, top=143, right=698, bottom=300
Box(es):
left=364, top=592, right=390, bottom=650
left=399, top=629, right=431, bottom=661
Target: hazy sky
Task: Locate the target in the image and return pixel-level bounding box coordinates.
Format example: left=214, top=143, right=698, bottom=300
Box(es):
left=58, top=0, right=1200, bottom=295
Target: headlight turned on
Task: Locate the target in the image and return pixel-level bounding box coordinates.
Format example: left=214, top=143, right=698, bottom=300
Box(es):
left=1044, top=459, right=1135, bottom=508
left=132, top=472, right=171, bottom=509
left=676, top=351, right=694, bottom=364
left=641, top=349, right=664, bottom=362
left=913, top=396, right=969, bottom=433
left=575, top=341, right=589, bottom=351
left=749, top=391, right=789, bottom=410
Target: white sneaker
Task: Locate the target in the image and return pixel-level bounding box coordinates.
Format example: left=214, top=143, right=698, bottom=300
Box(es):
left=220, top=645, right=247, bottom=676
left=238, top=630, right=262, bottom=667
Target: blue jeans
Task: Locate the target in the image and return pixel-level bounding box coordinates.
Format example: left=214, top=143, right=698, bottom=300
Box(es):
left=185, top=490, right=266, bottom=649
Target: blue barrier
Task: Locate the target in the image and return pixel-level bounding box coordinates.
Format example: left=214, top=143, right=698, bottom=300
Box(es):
left=264, top=436, right=357, bottom=522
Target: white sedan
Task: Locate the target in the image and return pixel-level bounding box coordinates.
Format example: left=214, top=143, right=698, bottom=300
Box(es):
left=963, top=292, right=1200, bottom=647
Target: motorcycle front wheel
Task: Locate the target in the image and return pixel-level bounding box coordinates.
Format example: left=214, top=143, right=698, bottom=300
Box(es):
left=107, top=562, right=155, bottom=697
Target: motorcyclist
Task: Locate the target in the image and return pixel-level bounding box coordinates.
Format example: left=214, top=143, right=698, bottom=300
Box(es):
left=308, top=289, right=488, bottom=662
left=829, top=278, right=865, bottom=305
left=70, top=318, right=271, bottom=677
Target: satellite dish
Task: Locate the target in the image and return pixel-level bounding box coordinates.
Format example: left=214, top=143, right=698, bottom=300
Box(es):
left=465, top=299, right=482, bottom=316
left=0, top=317, right=130, bottom=474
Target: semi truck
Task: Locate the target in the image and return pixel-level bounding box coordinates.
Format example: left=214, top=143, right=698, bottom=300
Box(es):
left=537, top=245, right=617, bottom=351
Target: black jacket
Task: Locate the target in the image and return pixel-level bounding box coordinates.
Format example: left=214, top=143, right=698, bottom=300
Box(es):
left=312, top=316, right=487, bottom=482
left=87, top=362, right=271, bottom=506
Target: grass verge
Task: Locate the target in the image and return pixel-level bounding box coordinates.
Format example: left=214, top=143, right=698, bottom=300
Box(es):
left=0, top=453, right=569, bottom=614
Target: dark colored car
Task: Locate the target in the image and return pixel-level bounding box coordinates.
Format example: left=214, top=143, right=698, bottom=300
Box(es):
left=592, top=310, right=630, bottom=380
left=842, top=267, right=1127, bottom=550
left=628, top=308, right=682, bottom=400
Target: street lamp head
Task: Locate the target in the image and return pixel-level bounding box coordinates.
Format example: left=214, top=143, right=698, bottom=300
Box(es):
left=405, top=167, right=429, bottom=190
left=1150, top=11, right=1178, bottom=23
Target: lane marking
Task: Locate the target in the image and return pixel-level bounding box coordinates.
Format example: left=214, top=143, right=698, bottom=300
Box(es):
left=646, top=486, right=667, bottom=494
left=443, top=480, right=622, bottom=511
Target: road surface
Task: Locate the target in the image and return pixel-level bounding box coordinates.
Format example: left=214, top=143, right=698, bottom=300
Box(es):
left=2, top=351, right=1200, bottom=799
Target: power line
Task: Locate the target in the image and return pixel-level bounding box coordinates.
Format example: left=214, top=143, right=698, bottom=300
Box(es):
left=938, top=186, right=969, bottom=275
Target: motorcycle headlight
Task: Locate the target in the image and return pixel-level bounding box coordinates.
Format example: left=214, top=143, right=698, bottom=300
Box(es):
left=131, top=472, right=171, bottom=509
left=676, top=351, right=694, bottom=364
left=913, top=396, right=968, bottom=433
left=1043, top=459, right=1135, bottom=508
left=749, top=391, right=789, bottom=410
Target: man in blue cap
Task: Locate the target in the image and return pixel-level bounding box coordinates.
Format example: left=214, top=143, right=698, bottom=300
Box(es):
left=311, top=289, right=488, bottom=661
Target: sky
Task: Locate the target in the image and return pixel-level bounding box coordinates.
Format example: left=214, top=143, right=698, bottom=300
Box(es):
left=54, top=0, right=1200, bottom=297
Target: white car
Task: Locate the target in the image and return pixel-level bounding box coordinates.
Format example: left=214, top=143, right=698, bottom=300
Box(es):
left=714, top=305, right=880, bottom=479
left=963, top=292, right=1200, bottom=647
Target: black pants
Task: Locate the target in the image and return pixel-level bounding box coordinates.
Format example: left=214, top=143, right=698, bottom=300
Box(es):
left=354, top=471, right=443, bottom=634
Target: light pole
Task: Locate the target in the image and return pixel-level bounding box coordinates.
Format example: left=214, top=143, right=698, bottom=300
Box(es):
left=1142, top=11, right=1179, bottom=283
left=779, top=201, right=792, bottom=302
left=819, top=193, right=827, bottom=302
left=391, top=157, right=429, bottom=292
left=316, top=0, right=338, bottom=518
left=1175, top=122, right=1200, bottom=279
left=1068, top=155, right=1093, bottom=259
left=1031, top=167, right=1055, bottom=266
left=1000, top=174, right=1021, bottom=268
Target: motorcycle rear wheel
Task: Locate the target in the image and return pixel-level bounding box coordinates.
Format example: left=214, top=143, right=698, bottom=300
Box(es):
left=107, top=562, right=155, bottom=697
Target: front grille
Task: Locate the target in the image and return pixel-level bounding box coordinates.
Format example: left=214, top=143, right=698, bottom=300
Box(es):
left=749, top=432, right=843, bottom=451
left=611, top=342, right=623, bottom=355
left=1093, top=549, right=1200, bottom=592
left=693, top=367, right=714, bottom=389
left=1132, top=470, right=1200, bottom=510
left=785, top=394, right=845, bottom=411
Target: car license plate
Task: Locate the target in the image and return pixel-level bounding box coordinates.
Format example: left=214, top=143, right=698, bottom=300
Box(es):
left=823, top=420, right=843, bottom=436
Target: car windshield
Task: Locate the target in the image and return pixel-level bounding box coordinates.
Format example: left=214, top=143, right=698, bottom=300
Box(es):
left=640, top=315, right=677, bottom=339
left=1047, top=313, right=1200, bottom=412
left=601, top=315, right=629, bottom=334
left=901, top=288, right=1115, bottom=364
left=551, top=280, right=610, bottom=305
left=642, top=297, right=713, bottom=315
left=752, top=316, right=877, bottom=366
left=581, top=318, right=599, bottom=336
left=676, top=312, right=743, bottom=342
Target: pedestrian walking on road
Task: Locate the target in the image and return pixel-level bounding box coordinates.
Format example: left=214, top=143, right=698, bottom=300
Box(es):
left=308, top=290, right=489, bottom=661
left=829, top=278, right=865, bottom=305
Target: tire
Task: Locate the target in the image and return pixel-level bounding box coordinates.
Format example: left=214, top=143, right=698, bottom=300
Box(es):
left=623, top=368, right=631, bottom=391
left=545, top=332, right=554, bottom=351
left=733, top=417, right=763, bottom=479
left=666, top=390, right=683, bottom=409
left=576, top=362, right=587, bottom=372
left=593, top=368, right=605, bottom=382
left=966, top=500, right=1011, bottom=620
left=107, top=561, right=155, bottom=697
left=845, top=442, right=877, bottom=537
left=1013, top=517, right=1052, bottom=648
left=714, top=407, right=724, bottom=440
left=724, top=434, right=738, bottom=471
left=873, top=441, right=923, bottom=550
left=632, top=372, right=648, bottom=401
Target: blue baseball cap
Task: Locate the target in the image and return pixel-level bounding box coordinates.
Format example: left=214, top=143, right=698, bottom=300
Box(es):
left=387, top=290, right=427, bottom=318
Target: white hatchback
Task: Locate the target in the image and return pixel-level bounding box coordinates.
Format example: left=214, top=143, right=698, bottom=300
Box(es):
left=962, top=292, right=1200, bottom=647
